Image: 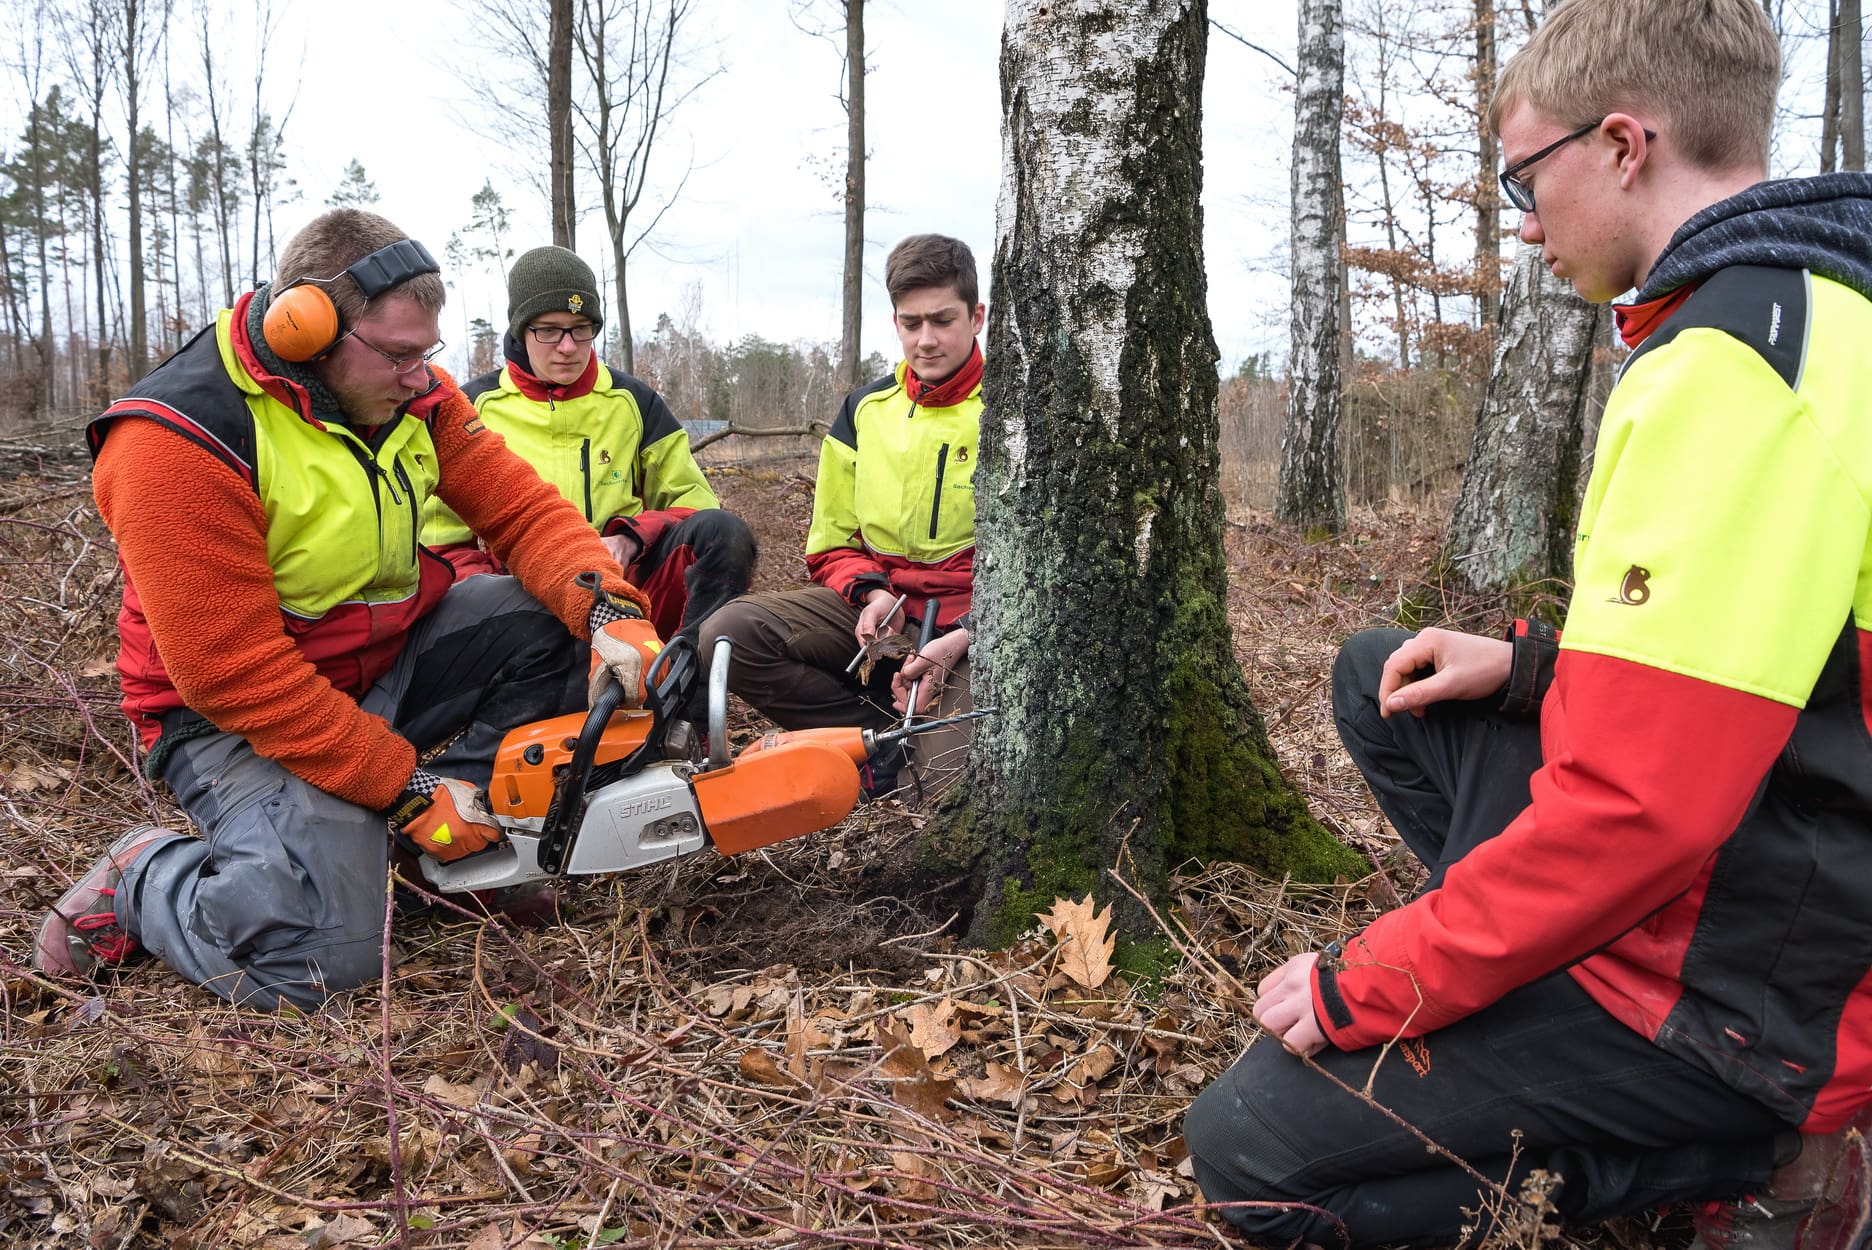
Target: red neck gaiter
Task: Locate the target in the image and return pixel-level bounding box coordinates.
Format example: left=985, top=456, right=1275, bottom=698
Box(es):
left=1614, top=284, right=1698, bottom=349
left=905, top=342, right=983, bottom=409
left=505, top=332, right=600, bottom=402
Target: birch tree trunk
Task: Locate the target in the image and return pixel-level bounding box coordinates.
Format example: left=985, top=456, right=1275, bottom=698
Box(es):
left=952, top=0, right=1362, bottom=950
left=1277, top=0, right=1346, bottom=535
left=1473, top=0, right=1500, bottom=331
left=1440, top=244, right=1606, bottom=611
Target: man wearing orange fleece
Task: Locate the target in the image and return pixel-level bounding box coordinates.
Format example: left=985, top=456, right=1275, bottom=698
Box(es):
left=33, top=209, right=663, bottom=1010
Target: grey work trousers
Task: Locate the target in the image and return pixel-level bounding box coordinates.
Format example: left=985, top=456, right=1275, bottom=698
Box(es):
left=695, top=587, right=972, bottom=801
left=116, top=576, right=587, bottom=1010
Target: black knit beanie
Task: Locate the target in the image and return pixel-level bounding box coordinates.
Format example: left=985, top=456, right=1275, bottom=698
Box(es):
left=507, top=246, right=603, bottom=340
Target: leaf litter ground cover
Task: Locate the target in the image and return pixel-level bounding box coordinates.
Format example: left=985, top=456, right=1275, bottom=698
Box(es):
left=2, top=450, right=1668, bottom=1249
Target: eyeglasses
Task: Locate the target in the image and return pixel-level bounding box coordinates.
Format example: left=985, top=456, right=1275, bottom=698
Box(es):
left=347, top=329, right=446, bottom=375
left=527, top=323, right=600, bottom=345
left=1498, top=118, right=1657, bottom=213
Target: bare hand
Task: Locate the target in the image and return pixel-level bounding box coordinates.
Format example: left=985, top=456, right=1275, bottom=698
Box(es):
left=892, top=628, right=970, bottom=714
left=601, top=530, right=642, bottom=572
left=855, top=590, right=905, bottom=646
left=1376, top=628, right=1512, bottom=719
left=1252, top=952, right=1329, bottom=1057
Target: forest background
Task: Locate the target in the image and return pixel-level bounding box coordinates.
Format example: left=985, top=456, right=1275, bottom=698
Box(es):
left=0, top=0, right=1851, bottom=513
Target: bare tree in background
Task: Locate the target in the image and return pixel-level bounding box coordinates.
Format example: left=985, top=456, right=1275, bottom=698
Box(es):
left=117, top=0, right=170, bottom=382
left=1473, top=0, right=1500, bottom=329
left=1440, top=244, right=1605, bottom=609
left=791, top=0, right=868, bottom=389
left=196, top=2, right=240, bottom=307
left=549, top=0, right=575, bottom=247
left=839, top=0, right=865, bottom=390
left=1821, top=0, right=1865, bottom=172
left=1278, top=0, right=1346, bottom=535
left=13, top=5, right=58, bottom=414
left=60, top=0, right=115, bottom=408
left=958, top=0, right=1361, bottom=949
left=578, top=0, right=716, bottom=374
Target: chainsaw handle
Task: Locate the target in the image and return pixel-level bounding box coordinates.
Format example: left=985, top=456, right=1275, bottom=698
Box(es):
left=538, top=677, right=627, bottom=873
left=706, top=635, right=733, bottom=771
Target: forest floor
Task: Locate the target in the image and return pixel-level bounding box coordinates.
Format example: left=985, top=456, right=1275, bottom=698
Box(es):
left=0, top=440, right=1667, bottom=1249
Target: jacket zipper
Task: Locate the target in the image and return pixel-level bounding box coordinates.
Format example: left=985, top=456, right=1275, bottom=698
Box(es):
left=929, top=442, right=949, bottom=540
left=393, top=459, right=418, bottom=563
left=580, top=437, right=594, bottom=521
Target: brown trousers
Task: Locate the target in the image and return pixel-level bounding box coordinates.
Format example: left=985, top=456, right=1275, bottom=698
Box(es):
left=694, top=587, right=972, bottom=801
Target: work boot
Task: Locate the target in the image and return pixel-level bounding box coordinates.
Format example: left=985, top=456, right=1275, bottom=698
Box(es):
left=1689, top=1122, right=1872, bottom=1250
left=34, top=824, right=175, bottom=976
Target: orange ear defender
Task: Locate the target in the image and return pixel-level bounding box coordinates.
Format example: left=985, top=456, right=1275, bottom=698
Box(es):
left=259, top=238, right=441, bottom=362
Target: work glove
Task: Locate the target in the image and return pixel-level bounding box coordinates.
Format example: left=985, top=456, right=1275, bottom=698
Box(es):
left=383, top=769, right=503, bottom=863
left=588, top=588, right=662, bottom=707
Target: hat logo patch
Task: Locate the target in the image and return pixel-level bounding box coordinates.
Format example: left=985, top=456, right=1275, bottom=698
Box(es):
left=568, top=294, right=584, bottom=312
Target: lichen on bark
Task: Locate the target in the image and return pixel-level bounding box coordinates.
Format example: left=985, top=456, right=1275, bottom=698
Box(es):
left=944, top=0, right=1364, bottom=951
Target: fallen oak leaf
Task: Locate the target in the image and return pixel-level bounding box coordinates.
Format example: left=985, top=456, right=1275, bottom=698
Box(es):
left=1039, top=895, right=1115, bottom=990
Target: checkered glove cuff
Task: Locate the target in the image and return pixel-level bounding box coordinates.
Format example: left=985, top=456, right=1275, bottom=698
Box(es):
left=588, top=592, right=643, bottom=630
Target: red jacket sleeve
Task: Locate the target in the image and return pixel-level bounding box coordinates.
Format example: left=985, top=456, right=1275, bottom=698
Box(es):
left=602, top=506, right=696, bottom=555
left=1314, top=650, right=1797, bottom=1049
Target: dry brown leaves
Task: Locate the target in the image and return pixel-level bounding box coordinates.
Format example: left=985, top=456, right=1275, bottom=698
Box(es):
left=0, top=450, right=1576, bottom=1248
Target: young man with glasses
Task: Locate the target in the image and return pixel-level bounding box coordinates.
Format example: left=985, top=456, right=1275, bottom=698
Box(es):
left=1186, top=1, right=1872, bottom=1245
left=35, top=209, right=665, bottom=1009
left=421, top=246, right=753, bottom=648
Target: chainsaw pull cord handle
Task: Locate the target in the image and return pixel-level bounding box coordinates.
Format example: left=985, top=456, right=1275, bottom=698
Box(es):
left=705, top=635, right=733, bottom=772
left=902, top=598, right=943, bottom=732
left=538, top=676, right=627, bottom=874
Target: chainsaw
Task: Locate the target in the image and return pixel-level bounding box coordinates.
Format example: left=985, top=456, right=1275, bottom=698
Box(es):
left=416, top=633, right=987, bottom=894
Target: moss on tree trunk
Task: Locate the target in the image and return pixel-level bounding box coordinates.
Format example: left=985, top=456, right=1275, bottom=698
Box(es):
left=940, top=0, right=1364, bottom=953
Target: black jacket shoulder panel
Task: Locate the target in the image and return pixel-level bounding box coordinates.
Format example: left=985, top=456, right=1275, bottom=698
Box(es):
left=1625, top=265, right=1810, bottom=391
left=462, top=368, right=505, bottom=403
left=829, top=373, right=900, bottom=449
left=91, top=326, right=258, bottom=479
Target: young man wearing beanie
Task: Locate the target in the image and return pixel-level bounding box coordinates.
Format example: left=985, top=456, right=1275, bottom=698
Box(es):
left=422, top=246, right=753, bottom=646
left=695, top=234, right=982, bottom=802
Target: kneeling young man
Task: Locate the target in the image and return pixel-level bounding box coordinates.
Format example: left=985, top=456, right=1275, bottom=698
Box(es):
left=1185, top=1, right=1872, bottom=1244
left=36, top=211, right=662, bottom=1010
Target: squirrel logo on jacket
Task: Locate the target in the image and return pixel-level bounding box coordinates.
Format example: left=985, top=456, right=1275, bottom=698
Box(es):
left=1612, top=565, right=1652, bottom=605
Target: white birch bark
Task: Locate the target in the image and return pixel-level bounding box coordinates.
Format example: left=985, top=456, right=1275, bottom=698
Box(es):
left=1277, top=0, right=1346, bottom=534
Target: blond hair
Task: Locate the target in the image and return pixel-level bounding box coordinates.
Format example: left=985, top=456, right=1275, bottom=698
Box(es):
left=273, top=209, right=446, bottom=326
left=1490, top=0, right=1779, bottom=172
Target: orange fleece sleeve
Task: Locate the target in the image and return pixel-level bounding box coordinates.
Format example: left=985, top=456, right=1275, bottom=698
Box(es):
left=424, top=377, right=650, bottom=624
left=94, top=418, right=418, bottom=810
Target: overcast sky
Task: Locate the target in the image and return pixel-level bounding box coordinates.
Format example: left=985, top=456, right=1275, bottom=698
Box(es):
left=263, top=0, right=1299, bottom=379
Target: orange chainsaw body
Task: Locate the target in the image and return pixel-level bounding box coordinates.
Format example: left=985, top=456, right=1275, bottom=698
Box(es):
left=692, top=732, right=865, bottom=854
left=487, top=708, right=655, bottom=819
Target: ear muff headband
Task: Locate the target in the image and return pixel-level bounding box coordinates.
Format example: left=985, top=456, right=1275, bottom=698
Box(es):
left=261, top=238, right=442, bottom=363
